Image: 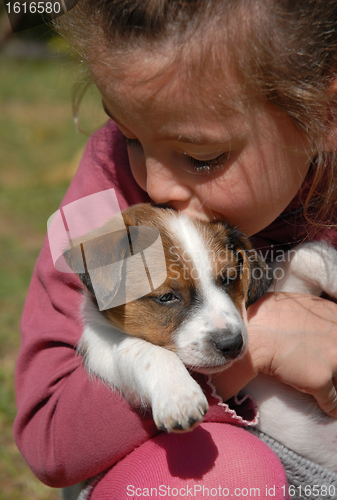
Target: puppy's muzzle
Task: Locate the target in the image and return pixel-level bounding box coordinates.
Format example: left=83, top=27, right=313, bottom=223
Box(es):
left=210, top=329, right=244, bottom=361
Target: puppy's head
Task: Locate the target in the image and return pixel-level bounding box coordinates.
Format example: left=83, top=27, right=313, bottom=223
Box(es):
left=64, top=203, right=271, bottom=373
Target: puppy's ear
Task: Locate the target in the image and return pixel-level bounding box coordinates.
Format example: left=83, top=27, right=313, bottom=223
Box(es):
left=63, top=243, right=95, bottom=295
left=226, top=226, right=272, bottom=307
left=245, top=250, right=272, bottom=307
left=63, top=229, right=129, bottom=306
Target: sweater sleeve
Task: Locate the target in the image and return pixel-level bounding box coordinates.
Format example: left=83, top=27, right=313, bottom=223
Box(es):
left=13, top=121, right=159, bottom=488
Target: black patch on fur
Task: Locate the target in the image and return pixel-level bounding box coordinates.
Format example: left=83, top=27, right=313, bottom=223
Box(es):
left=216, top=222, right=272, bottom=307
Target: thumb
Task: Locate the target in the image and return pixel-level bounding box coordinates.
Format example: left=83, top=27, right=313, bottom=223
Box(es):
left=313, top=382, right=337, bottom=419
left=211, top=352, right=257, bottom=402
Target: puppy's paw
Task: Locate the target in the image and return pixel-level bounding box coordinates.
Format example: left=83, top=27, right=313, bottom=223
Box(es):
left=152, top=381, right=208, bottom=433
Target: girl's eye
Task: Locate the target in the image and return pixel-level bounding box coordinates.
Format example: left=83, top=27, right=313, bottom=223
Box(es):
left=123, top=136, right=142, bottom=149
left=123, top=133, right=230, bottom=175
left=186, top=152, right=230, bottom=175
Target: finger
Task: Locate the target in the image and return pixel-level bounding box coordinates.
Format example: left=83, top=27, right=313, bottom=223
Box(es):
left=314, top=383, right=337, bottom=419
left=211, top=352, right=256, bottom=401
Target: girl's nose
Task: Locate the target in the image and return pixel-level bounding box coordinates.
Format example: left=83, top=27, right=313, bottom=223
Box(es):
left=145, top=158, right=193, bottom=205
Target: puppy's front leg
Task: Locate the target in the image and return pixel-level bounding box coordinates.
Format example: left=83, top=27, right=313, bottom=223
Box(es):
left=79, top=322, right=209, bottom=432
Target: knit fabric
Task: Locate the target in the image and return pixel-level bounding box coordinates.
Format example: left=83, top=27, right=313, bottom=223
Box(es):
left=248, top=428, right=337, bottom=500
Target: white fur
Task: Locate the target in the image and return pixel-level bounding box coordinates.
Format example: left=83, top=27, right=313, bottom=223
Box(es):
left=80, top=298, right=208, bottom=431
left=169, top=215, right=247, bottom=369
left=169, top=215, right=212, bottom=292
left=271, top=240, right=337, bottom=297
left=174, top=288, right=246, bottom=370
left=245, top=241, right=337, bottom=471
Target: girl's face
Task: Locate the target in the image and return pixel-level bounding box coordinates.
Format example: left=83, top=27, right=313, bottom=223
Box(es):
left=92, top=51, right=313, bottom=236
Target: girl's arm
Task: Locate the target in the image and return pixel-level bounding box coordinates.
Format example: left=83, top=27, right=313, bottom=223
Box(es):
left=13, top=240, right=160, bottom=488
left=212, top=292, right=337, bottom=418
left=13, top=121, right=160, bottom=487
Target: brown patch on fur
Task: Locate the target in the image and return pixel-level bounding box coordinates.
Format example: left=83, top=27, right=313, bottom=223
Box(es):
left=98, top=204, right=200, bottom=347
left=207, top=220, right=271, bottom=308
left=227, top=249, right=251, bottom=311
left=193, top=220, right=249, bottom=313
left=104, top=262, right=198, bottom=348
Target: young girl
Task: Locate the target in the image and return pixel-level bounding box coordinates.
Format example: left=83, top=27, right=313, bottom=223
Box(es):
left=14, top=1, right=337, bottom=499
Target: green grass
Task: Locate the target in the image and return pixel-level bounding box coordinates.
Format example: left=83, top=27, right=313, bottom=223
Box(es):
left=0, top=37, right=106, bottom=500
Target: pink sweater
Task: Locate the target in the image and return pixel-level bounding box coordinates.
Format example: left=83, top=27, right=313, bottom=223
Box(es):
left=13, top=120, right=333, bottom=488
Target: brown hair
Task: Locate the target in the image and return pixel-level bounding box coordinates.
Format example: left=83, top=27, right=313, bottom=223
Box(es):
left=55, top=0, right=337, bottom=235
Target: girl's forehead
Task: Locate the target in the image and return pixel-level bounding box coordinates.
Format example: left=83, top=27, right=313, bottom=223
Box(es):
left=90, top=46, right=247, bottom=117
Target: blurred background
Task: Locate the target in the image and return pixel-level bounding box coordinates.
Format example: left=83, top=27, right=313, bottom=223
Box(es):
left=0, top=4, right=106, bottom=498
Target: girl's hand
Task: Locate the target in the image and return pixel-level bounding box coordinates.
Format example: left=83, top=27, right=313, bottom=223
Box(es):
left=212, top=293, right=337, bottom=419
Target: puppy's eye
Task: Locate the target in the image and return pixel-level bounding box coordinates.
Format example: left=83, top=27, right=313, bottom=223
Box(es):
left=221, top=272, right=237, bottom=288
left=154, top=293, right=179, bottom=305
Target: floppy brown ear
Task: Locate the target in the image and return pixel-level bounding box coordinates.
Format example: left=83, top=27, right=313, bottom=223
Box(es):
left=63, top=229, right=130, bottom=303
left=63, top=243, right=95, bottom=295
left=226, top=226, right=272, bottom=307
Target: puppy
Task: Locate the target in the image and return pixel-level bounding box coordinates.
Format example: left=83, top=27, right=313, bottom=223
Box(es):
left=64, top=203, right=337, bottom=470
left=64, top=204, right=270, bottom=428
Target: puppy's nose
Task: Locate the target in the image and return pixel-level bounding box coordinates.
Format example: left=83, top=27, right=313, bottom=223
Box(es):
left=211, top=331, right=243, bottom=360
